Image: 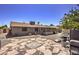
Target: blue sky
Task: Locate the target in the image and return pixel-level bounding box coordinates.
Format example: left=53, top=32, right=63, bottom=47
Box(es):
left=0, top=4, right=78, bottom=26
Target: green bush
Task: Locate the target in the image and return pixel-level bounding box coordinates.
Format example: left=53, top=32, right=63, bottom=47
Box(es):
left=60, top=8, right=79, bottom=29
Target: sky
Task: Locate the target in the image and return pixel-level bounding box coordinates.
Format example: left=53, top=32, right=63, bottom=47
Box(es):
left=0, top=4, right=78, bottom=26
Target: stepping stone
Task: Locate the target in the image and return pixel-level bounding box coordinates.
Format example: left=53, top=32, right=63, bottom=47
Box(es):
left=33, top=50, right=44, bottom=55
left=52, top=46, right=60, bottom=54
left=37, top=46, right=46, bottom=52
left=7, top=50, right=19, bottom=55
left=26, top=49, right=36, bottom=55
left=54, top=39, right=61, bottom=43
left=31, top=38, right=35, bottom=41
left=26, top=41, right=42, bottom=49
left=43, top=49, right=52, bottom=55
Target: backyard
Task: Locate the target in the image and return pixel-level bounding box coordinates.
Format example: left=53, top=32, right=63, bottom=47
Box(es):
left=0, top=32, right=70, bottom=55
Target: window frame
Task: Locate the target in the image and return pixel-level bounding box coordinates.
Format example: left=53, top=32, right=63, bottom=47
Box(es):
left=22, top=27, right=27, bottom=31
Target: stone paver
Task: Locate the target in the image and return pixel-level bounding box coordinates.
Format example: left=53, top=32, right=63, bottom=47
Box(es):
left=0, top=33, right=70, bottom=55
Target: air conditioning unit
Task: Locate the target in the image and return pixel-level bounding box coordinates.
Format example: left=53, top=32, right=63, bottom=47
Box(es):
left=30, top=21, right=35, bottom=25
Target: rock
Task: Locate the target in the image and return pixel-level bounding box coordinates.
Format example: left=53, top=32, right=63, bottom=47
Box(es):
left=33, top=50, right=44, bottom=55
left=1, top=39, right=11, bottom=47
left=6, top=46, right=13, bottom=51
left=0, top=46, right=9, bottom=51
left=44, top=40, right=53, bottom=45
left=19, top=45, right=25, bottom=49
left=11, top=45, right=20, bottom=50
left=26, top=41, right=42, bottom=49
left=45, top=45, right=51, bottom=50
left=43, top=41, right=54, bottom=51
left=6, top=43, right=17, bottom=47
left=20, top=42, right=26, bottom=46
left=54, top=39, right=61, bottom=43
left=66, top=41, right=70, bottom=45
left=17, top=50, right=26, bottom=55
left=16, top=46, right=26, bottom=55
left=0, top=51, right=7, bottom=55
left=24, top=53, right=28, bottom=55
left=41, top=38, right=47, bottom=41
left=37, top=46, right=52, bottom=55
left=58, top=51, right=69, bottom=55
left=36, top=38, right=41, bottom=41
left=36, top=40, right=43, bottom=44
left=0, top=47, right=8, bottom=55
left=52, top=46, right=60, bottom=54
left=60, top=47, right=65, bottom=51
left=36, top=38, right=44, bottom=44
left=43, top=49, right=52, bottom=55
left=27, top=41, right=31, bottom=43
left=7, top=50, right=19, bottom=55
left=26, top=49, right=36, bottom=55
left=31, top=38, right=35, bottom=41
left=37, top=46, right=46, bottom=52
left=65, top=45, right=70, bottom=48
left=47, top=45, right=54, bottom=51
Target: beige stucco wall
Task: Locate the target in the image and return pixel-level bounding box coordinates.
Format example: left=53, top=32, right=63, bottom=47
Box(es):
left=11, top=27, right=29, bottom=36
left=11, top=27, right=55, bottom=36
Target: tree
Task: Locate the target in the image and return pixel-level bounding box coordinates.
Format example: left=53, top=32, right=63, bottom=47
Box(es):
left=60, top=7, right=79, bottom=29
left=0, top=25, right=8, bottom=29
left=37, top=21, right=40, bottom=25
left=4, top=25, right=7, bottom=28
left=50, top=24, right=54, bottom=26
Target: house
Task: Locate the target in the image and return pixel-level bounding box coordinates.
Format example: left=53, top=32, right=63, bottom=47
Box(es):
left=10, top=21, right=59, bottom=36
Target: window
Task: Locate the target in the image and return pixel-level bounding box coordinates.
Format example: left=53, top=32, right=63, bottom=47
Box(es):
left=22, top=27, right=27, bottom=31
left=35, top=28, right=38, bottom=32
